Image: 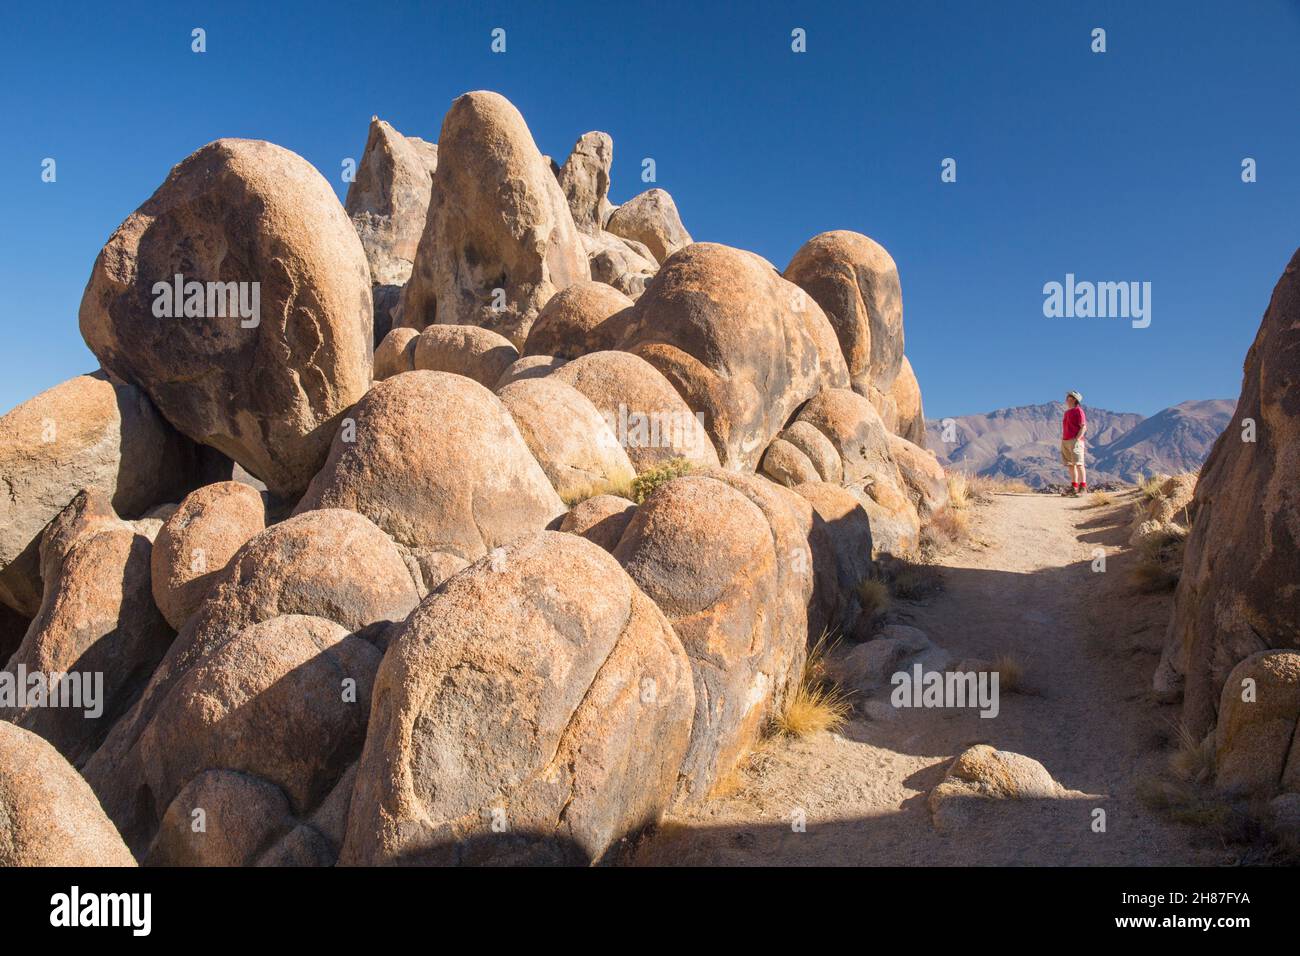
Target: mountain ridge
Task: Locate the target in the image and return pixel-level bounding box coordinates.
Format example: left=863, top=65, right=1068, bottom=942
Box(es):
left=924, top=398, right=1235, bottom=486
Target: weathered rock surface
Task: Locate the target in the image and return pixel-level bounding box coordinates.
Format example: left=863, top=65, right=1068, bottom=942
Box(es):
left=558, top=494, right=636, bottom=551
left=151, top=481, right=267, bottom=630
left=399, top=91, right=588, bottom=348
left=496, top=354, right=567, bottom=388
left=1214, top=651, right=1300, bottom=796
left=792, top=481, right=875, bottom=637
left=892, top=355, right=926, bottom=446
left=557, top=131, right=613, bottom=236
left=340, top=532, right=694, bottom=865
left=0, top=372, right=219, bottom=617
left=928, top=745, right=1077, bottom=832
left=888, top=434, right=949, bottom=516
left=295, top=371, right=564, bottom=588
left=584, top=231, right=658, bottom=300
left=549, top=351, right=720, bottom=472
left=611, top=243, right=849, bottom=469
left=1161, top=249, right=1300, bottom=736
left=784, top=230, right=905, bottom=399
left=795, top=388, right=919, bottom=554
left=411, top=324, right=519, bottom=388
left=133, top=614, right=379, bottom=851
left=2, top=491, right=171, bottom=765
left=0, top=721, right=136, bottom=866
left=373, top=326, right=419, bottom=380
left=147, top=768, right=297, bottom=867
left=345, top=118, right=439, bottom=344
left=606, top=188, right=692, bottom=265
left=614, top=473, right=813, bottom=801
left=84, top=508, right=420, bottom=852
left=497, top=378, right=635, bottom=503
left=79, top=138, right=374, bottom=498
left=522, top=281, right=632, bottom=360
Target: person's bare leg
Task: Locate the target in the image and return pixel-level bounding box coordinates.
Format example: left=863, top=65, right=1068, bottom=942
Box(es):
left=1078, top=460, right=1087, bottom=488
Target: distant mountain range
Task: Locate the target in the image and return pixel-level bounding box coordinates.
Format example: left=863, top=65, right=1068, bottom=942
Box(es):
left=925, top=399, right=1236, bottom=487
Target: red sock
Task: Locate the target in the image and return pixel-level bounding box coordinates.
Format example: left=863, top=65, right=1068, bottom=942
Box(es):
left=1080, top=482, right=1087, bottom=490
left=1072, top=482, right=1079, bottom=488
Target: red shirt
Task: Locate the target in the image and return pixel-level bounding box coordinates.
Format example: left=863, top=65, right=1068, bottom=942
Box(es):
left=1063, top=406, right=1086, bottom=440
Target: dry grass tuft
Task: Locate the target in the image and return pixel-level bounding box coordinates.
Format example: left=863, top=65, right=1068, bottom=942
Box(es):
left=629, top=458, right=693, bottom=504
left=1169, top=721, right=1216, bottom=784
left=1139, top=475, right=1165, bottom=500
left=968, top=475, right=1034, bottom=499
left=946, top=473, right=970, bottom=509
left=921, top=507, right=971, bottom=555
left=1087, top=490, right=1113, bottom=507
left=560, top=473, right=637, bottom=507
left=855, top=578, right=891, bottom=619
left=771, top=631, right=851, bottom=739
left=992, top=653, right=1025, bottom=693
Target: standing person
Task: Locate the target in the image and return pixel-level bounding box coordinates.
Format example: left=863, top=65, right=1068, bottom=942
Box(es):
left=1061, top=390, right=1087, bottom=496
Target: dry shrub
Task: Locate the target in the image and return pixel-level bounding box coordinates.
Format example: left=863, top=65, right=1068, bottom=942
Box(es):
left=855, top=578, right=891, bottom=619
left=1087, top=490, right=1113, bottom=507
left=920, top=507, right=970, bottom=555
left=1131, top=523, right=1188, bottom=592
left=889, top=561, right=944, bottom=600
left=629, top=457, right=693, bottom=504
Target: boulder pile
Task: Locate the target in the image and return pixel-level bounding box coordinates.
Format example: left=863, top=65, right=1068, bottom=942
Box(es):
left=0, top=90, right=947, bottom=866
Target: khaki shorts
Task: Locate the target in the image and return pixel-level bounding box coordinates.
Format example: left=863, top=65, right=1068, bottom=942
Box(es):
left=1061, top=438, right=1084, bottom=465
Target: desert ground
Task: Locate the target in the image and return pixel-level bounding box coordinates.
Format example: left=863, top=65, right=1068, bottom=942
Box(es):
left=635, top=489, right=1238, bottom=866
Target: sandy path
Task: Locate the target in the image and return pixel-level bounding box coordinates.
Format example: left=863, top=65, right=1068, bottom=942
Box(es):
left=633, top=491, right=1233, bottom=866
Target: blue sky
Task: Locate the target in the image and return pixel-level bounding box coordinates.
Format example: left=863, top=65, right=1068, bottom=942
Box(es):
left=3, top=0, right=1297, bottom=419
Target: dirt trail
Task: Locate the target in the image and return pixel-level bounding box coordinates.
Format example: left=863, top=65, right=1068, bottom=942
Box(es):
left=633, top=491, right=1234, bottom=866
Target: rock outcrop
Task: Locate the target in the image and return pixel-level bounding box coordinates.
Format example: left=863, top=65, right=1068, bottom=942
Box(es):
left=0, top=722, right=136, bottom=866
left=614, top=473, right=813, bottom=801
left=549, top=351, right=720, bottom=472
left=497, top=378, right=635, bottom=503
left=928, top=745, right=1077, bottom=832
left=606, top=188, right=692, bottom=265
left=557, top=132, right=614, bottom=236
left=611, top=243, right=849, bottom=470
left=398, top=92, right=588, bottom=348
left=79, top=138, right=374, bottom=498
left=345, top=118, right=439, bottom=344
left=522, top=281, right=632, bottom=360
left=0, top=372, right=220, bottom=617
left=340, top=532, right=694, bottom=865
left=84, top=508, right=420, bottom=852
left=1213, top=650, right=1300, bottom=797
left=1160, top=249, right=1300, bottom=739
left=411, top=324, right=519, bottom=388
left=150, top=481, right=267, bottom=630
left=784, top=230, right=905, bottom=403
left=2, top=491, right=171, bottom=764
left=295, top=371, right=565, bottom=590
